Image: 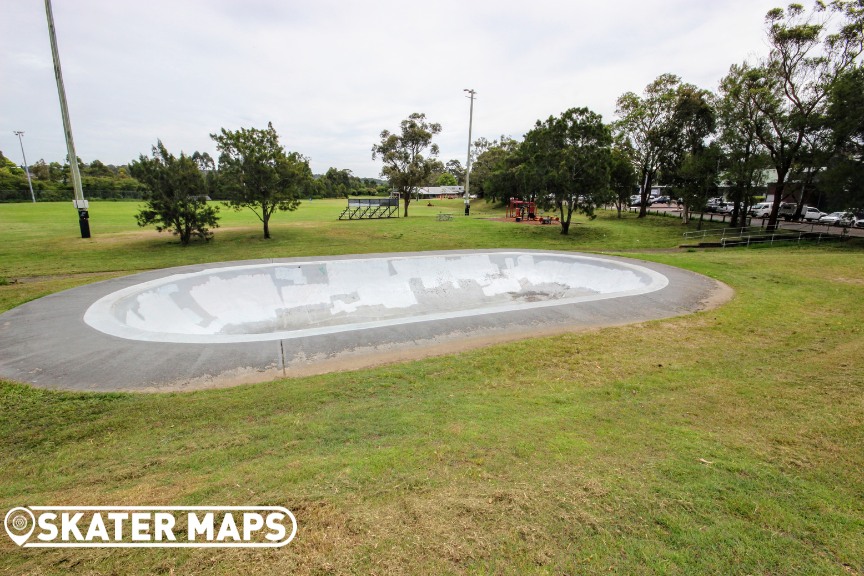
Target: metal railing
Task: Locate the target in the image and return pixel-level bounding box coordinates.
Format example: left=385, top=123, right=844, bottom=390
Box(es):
left=682, top=226, right=767, bottom=240
left=719, top=230, right=843, bottom=247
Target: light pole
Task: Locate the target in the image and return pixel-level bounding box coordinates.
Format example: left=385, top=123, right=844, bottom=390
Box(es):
left=13, top=131, right=36, bottom=203
left=463, top=89, right=476, bottom=216
left=45, top=0, right=90, bottom=238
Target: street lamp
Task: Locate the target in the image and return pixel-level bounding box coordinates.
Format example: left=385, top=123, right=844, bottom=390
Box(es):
left=13, top=131, right=36, bottom=203
left=463, top=89, right=476, bottom=216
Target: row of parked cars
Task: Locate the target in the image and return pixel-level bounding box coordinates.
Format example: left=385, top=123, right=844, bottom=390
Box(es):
left=748, top=202, right=863, bottom=227
left=629, top=195, right=671, bottom=206
left=630, top=195, right=863, bottom=227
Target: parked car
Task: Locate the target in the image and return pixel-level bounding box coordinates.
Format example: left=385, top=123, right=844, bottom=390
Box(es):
left=778, top=202, right=798, bottom=220
left=855, top=217, right=864, bottom=229
left=819, top=211, right=856, bottom=226
left=653, top=195, right=670, bottom=204
left=704, top=199, right=724, bottom=213
left=801, top=206, right=826, bottom=221
left=749, top=202, right=772, bottom=217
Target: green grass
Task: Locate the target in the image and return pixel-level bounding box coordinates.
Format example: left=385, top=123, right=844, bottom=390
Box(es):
left=0, top=201, right=862, bottom=574
left=0, top=199, right=698, bottom=277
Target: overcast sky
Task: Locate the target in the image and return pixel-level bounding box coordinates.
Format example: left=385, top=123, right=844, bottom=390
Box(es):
left=2, top=0, right=782, bottom=178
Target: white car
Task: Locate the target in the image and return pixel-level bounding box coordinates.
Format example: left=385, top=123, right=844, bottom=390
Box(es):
left=802, top=206, right=826, bottom=221
left=819, top=211, right=856, bottom=226
left=749, top=202, right=772, bottom=217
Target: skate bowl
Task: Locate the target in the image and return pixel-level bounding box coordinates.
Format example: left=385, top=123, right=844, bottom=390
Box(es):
left=0, top=250, right=730, bottom=391
left=83, top=252, right=669, bottom=344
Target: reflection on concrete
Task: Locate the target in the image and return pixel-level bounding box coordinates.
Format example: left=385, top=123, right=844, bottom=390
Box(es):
left=84, top=252, right=668, bottom=343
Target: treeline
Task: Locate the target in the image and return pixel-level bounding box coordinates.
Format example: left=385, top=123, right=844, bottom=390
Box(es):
left=0, top=155, right=145, bottom=201
left=460, top=1, right=864, bottom=232
left=0, top=151, right=385, bottom=203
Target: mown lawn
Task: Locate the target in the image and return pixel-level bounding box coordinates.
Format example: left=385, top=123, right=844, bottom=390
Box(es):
left=0, top=200, right=861, bottom=574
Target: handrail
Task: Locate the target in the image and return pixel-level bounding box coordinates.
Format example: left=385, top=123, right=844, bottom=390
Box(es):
left=682, top=226, right=772, bottom=240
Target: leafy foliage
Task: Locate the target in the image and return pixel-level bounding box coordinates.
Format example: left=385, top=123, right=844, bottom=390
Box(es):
left=609, top=145, right=638, bottom=217
left=129, top=141, right=219, bottom=245
left=211, top=123, right=312, bottom=238
left=521, top=107, right=613, bottom=234
left=469, top=137, right=521, bottom=202
left=436, top=172, right=458, bottom=186
left=821, top=63, right=864, bottom=210
left=0, top=152, right=144, bottom=202
left=718, top=65, right=770, bottom=226
left=371, top=112, right=441, bottom=217
left=727, top=0, right=864, bottom=227
left=615, top=74, right=686, bottom=217
left=658, top=84, right=718, bottom=224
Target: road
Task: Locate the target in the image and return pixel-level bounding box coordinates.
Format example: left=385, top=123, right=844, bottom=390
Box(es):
left=630, top=204, right=864, bottom=238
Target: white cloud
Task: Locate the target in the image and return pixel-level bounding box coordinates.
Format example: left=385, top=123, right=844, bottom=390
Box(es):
left=1, top=0, right=781, bottom=177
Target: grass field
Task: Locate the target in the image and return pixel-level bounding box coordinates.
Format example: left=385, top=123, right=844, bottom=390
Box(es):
left=1, top=200, right=862, bottom=575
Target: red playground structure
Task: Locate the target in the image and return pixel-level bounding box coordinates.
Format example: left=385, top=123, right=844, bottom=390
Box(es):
left=506, top=198, right=536, bottom=221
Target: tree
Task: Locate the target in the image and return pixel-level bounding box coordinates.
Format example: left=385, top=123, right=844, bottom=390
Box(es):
left=470, top=137, right=521, bottom=202
left=371, top=112, right=441, bottom=217
left=731, top=1, right=864, bottom=229
left=521, top=107, right=613, bottom=234
left=320, top=167, right=353, bottom=197
left=86, top=159, right=114, bottom=178
left=658, top=84, right=718, bottom=225
left=129, top=141, right=219, bottom=245
left=821, top=63, right=864, bottom=209
left=718, top=65, right=770, bottom=227
left=436, top=172, right=458, bottom=186
left=423, top=159, right=446, bottom=187
left=445, top=159, right=465, bottom=184
left=190, top=151, right=220, bottom=199
left=615, top=74, right=685, bottom=218
left=674, top=143, right=723, bottom=227
left=609, top=144, right=638, bottom=218
left=211, top=123, right=312, bottom=239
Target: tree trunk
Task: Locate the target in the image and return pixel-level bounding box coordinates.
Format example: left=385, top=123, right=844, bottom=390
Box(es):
left=403, top=191, right=410, bottom=217
left=263, top=215, right=271, bottom=239
left=559, top=202, right=572, bottom=234
left=730, top=202, right=741, bottom=229
left=794, top=185, right=806, bottom=220
left=638, top=172, right=653, bottom=218
left=767, top=171, right=786, bottom=232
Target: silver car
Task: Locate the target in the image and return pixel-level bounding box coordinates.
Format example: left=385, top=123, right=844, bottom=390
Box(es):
left=819, top=211, right=856, bottom=226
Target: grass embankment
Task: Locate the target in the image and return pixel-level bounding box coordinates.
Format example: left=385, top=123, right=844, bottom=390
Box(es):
left=0, top=200, right=862, bottom=574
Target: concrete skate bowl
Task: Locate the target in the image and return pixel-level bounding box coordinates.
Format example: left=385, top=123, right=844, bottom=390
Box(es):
left=0, top=250, right=730, bottom=392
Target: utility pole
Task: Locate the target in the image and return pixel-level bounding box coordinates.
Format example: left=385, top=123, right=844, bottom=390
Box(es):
left=45, top=0, right=90, bottom=238
left=463, top=89, right=476, bottom=217
left=13, top=131, right=36, bottom=203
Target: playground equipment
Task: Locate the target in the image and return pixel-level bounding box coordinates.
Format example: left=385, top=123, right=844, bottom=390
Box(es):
left=339, top=197, right=400, bottom=220
left=506, top=198, right=536, bottom=221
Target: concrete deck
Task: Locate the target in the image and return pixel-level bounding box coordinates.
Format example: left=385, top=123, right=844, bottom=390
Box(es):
left=0, top=250, right=731, bottom=392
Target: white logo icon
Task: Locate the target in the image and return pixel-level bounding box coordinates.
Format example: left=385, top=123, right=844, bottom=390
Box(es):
left=4, top=507, right=36, bottom=546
